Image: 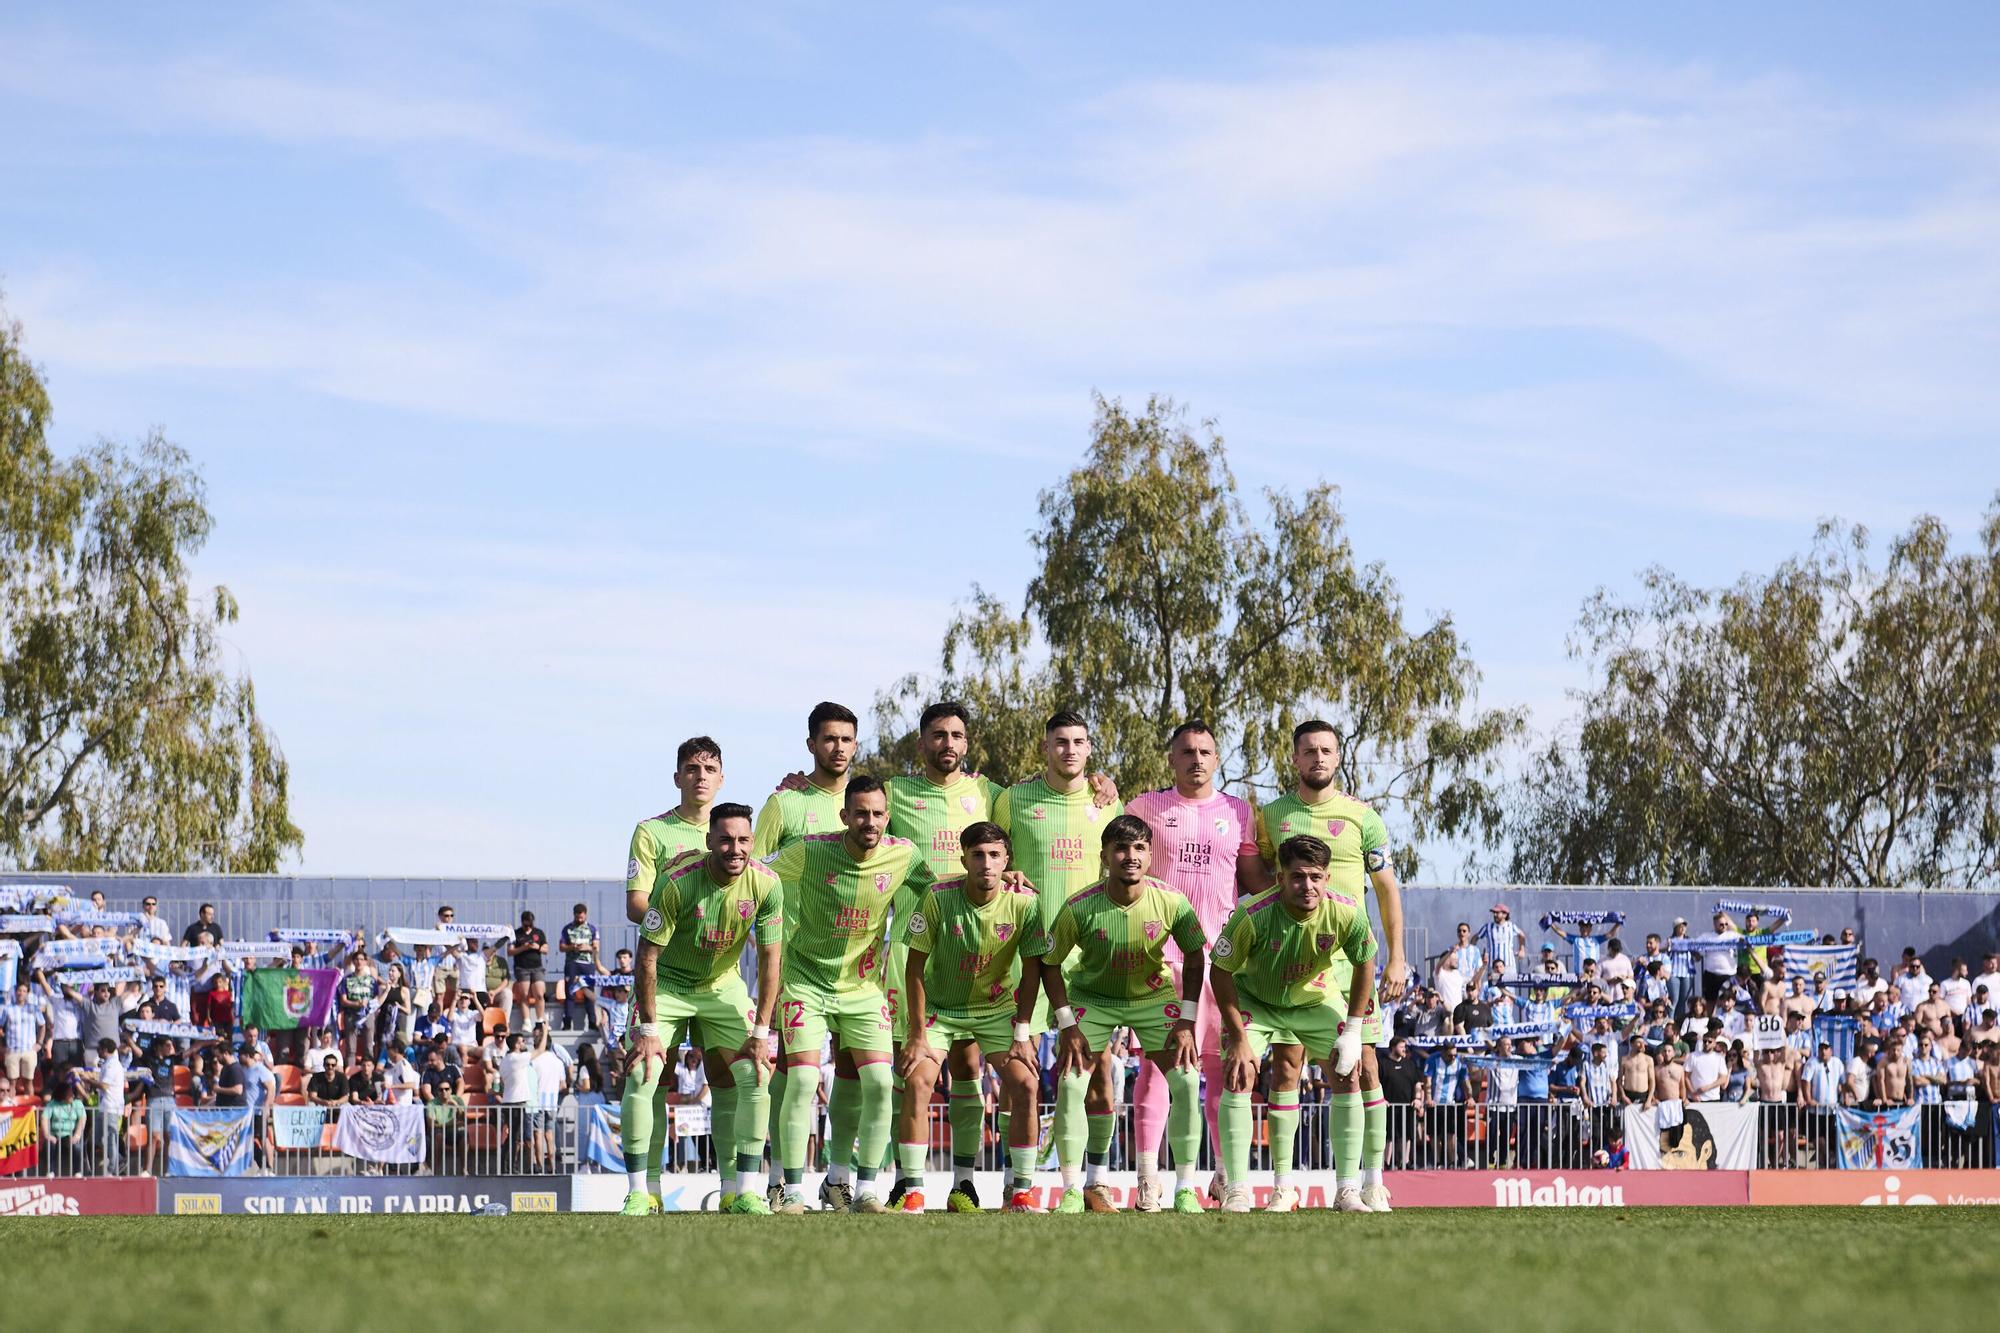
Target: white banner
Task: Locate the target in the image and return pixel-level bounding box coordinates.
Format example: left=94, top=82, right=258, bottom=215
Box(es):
left=1623, top=1103, right=1757, bottom=1170
left=332, top=1105, right=428, bottom=1166
left=673, top=1105, right=711, bottom=1137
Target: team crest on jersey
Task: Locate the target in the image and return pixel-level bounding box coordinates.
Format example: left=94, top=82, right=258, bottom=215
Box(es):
left=1326, top=819, right=1346, bottom=837
left=1095, top=928, right=1108, bottom=941
left=738, top=900, right=753, bottom=920
left=874, top=873, right=891, bottom=894
left=951, top=922, right=965, bottom=938
left=1085, top=806, right=1100, bottom=822
left=960, top=795, right=978, bottom=813
left=1214, top=817, right=1229, bottom=834
left=1143, top=920, right=1163, bottom=942
left=1316, top=933, right=1335, bottom=951
left=994, top=922, right=1014, bottom=941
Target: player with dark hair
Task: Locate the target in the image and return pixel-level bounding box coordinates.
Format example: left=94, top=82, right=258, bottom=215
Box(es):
left=754, top=703, right=858, bottom=857
left=766, top=776, right=924, bottom=1213
left=624, top=735, right=726, bottom=925
left=1021, top=813, right=1208, bottom=1214
left=1211, top=834, right=1377, bottom=1211
left=893, top=821, right=1042, bottom=1212
left=622, top=802, right=782, bottom=1216
left=1248, top=719, right=1408, bottom=1211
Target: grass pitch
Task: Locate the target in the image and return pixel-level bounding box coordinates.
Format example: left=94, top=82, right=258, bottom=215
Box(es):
left=5, top=1209, right=1991, bottom=1331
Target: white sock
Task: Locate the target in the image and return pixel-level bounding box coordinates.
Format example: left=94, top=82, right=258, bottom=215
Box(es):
left=1363, top=1166, right=1382, bottom=1188
left=1338, top=1174, right=1359, bottom=1191
left=953, top=1164, right=975, bottom=1188
left=1275, top=1168, right=1292, bottom=1187
left=1060, top=1165, right=1080, bottom=1188
left=827, top=1163, right=851, bottom=1187
left=1136, top=1150, right=1159, bottom=1177
left=1084, top=1161, right=1104, bottom=1186
left=736, top=1170, right=764, bottom=1196
left=1176, top=1163, right=1197, bottom=1188
left=627, top=1170, right=647, bottom=1192
left=647, top=1174, right=661, bottom=1194
left=855, top=1172, right=877, bottom=1199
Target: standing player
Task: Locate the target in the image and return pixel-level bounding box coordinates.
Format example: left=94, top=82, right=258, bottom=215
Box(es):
left=1124, top=720, right=1266, bottom=1209
left=753, top=702, right=858, bottom=1207
left=753, top=702, right=858, bottom=856
left=619, top=735, right=738, bottom=1204
left=624, top=736, right=727, bottom=925
left=768, top=776, right=923, bottom=1213
left=1250, top=720, right=1409, bottom=1212
left=1020, top=814, right=1208, bottom=1215
left=1211, top=835, right=1377, bottom=1212
left=995, top=711, right=1125, bottom=970
left=894, top=821, right=1043, bottom=1213
left=621, top=803, right=783, bottom=1216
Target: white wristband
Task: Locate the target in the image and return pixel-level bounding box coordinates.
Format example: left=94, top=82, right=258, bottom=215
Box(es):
left=1012, top=1021, right=1033, bottom=1043
left=752, top=1025, right=770, bottom=1041
left=634, top=1022, right=658, bottom=1037
left=1055, top=1006, right=1078, bottom=1031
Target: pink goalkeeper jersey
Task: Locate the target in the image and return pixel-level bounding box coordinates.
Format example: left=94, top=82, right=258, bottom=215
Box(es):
left=1125, top=788, right=1258, bottom=955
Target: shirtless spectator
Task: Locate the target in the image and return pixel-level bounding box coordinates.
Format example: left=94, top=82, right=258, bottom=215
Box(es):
left=1754, top=1044, right=1796, bottom=1164
left=1873, top=1040, right=1913, bottom=1107
left=1653, top=1045, right=1688, bottom=1131
left=1969, top=1003, right=1999, bottom=1047
left=1783, top=977, right=1816, bottom=1025
left=1913, top=983, right=1956, bottom=1051
left=1620, top=1040, right=1655, bottom=1107
left=1757, top=964, right=1786, bottom=1017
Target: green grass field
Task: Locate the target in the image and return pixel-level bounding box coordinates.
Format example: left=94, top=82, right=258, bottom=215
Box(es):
left=4, top=1210, right=1991, bottom=1330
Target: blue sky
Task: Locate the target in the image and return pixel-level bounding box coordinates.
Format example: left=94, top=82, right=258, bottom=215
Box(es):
left=3, top=3, right=1996, bottom=874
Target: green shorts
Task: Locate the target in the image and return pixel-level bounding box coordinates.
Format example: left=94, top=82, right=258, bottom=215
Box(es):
left=1328, top=959, right=1384, bottom=1044
left=779, top=981, right=892, bottom=1058
left=651, top=978, right=756, bottom=1053
left=924, top=1008, right=1015, bottom=1057
left=1236, top=997, right=1343, bottom=1062
left=1072, top=988, right=1191, bottom=1057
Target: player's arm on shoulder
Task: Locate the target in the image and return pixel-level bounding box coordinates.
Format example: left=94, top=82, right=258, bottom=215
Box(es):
left=752, top=793, right=788, bottom=860
left=1087, top=770, right=1119, bottom=809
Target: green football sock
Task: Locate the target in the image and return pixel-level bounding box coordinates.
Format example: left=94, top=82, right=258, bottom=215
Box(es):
left=1085, top=1109, right=1115, bottom=1163
left=618, top=1048, right=663, bottom=1174
left=779, top=1063, right=821, bottom=1181
left=767, top=1065, right=788, bottom=1172
left=896, top=1139, right=927, bottom=1185
left=1007, top=1142, right=1034, bottom=1190
left=729, top=1058, right=768, bottom=1172
left=854, top=1062, right=894, bottom=1185
left=1054, top=1071, right=1090, bottom=1169
left=709, top=1079, right=737, bottom=1177
left=949, top=1087, right=984, bottom=1167
left=646, top=1079, right=671, bottom=1186
left=1268, top=1091, right=1300, bottom=1183
left=1363, top=1094, right=1386, bottom=1171
left=1220, top=1090, right=1254, bottom=1182
left=1333, top=1089, right=1363, bottom=1184
left=994, top=1109, right=1011, bottom=1154
left=879, top=1077, right=901, bottom=1172
left=827, top=1073, right=862, bottom=1176
left=1165, top=1065, right=1201, bottom=1169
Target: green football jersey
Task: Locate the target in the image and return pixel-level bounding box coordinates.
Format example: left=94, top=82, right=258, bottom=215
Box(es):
left=641, top=850, right=784, bottom=992
left=770, top=833, right=922, bottom=996
left=904, top=877, right=1040, bottom=1016
left=1253, top=790, right=1389, bottom=901
left=887, top=771, right=1006, bottom=879
left=626, top=809, right=710, bottom=900
left=751, top=779, right=848, bottom=859
left=993, top=776, right=1124, bottom=928
left=1212, top=887, right=1376, bottom=1009
left=1028, top=876, right=1204, bottom=1001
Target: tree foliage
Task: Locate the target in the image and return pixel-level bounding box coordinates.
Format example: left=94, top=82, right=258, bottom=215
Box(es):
left=0, top=313, right=301, bottom=872
left=1508, top=505, right=2000, bottom=887
left=870, top=394, right=1522, bottom=874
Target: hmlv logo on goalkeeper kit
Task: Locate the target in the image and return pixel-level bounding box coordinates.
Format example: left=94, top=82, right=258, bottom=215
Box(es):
left=1492, top=1176, right=1625, bottom=1207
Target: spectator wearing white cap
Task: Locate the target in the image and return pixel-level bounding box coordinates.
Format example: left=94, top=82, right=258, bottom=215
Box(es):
left=1473, top=903, right=1526, bottom=977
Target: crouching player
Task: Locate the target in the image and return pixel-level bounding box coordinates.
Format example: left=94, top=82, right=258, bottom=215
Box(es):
left=622, top=803, right=783, bottom=1216
left=1021, top=814, right=1208, bottom=1214
left=893, top=821, right=1043, bottom=1213
left=1210, top=834, right=1377, bottom=1213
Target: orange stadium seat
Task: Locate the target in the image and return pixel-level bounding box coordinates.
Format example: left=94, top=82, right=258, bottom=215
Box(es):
left=276, top=1064, right=303, bottom=1095
left=482, top=1006, right=508, bottom=1035
left=172, top=1067, right=192, bottom=1094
